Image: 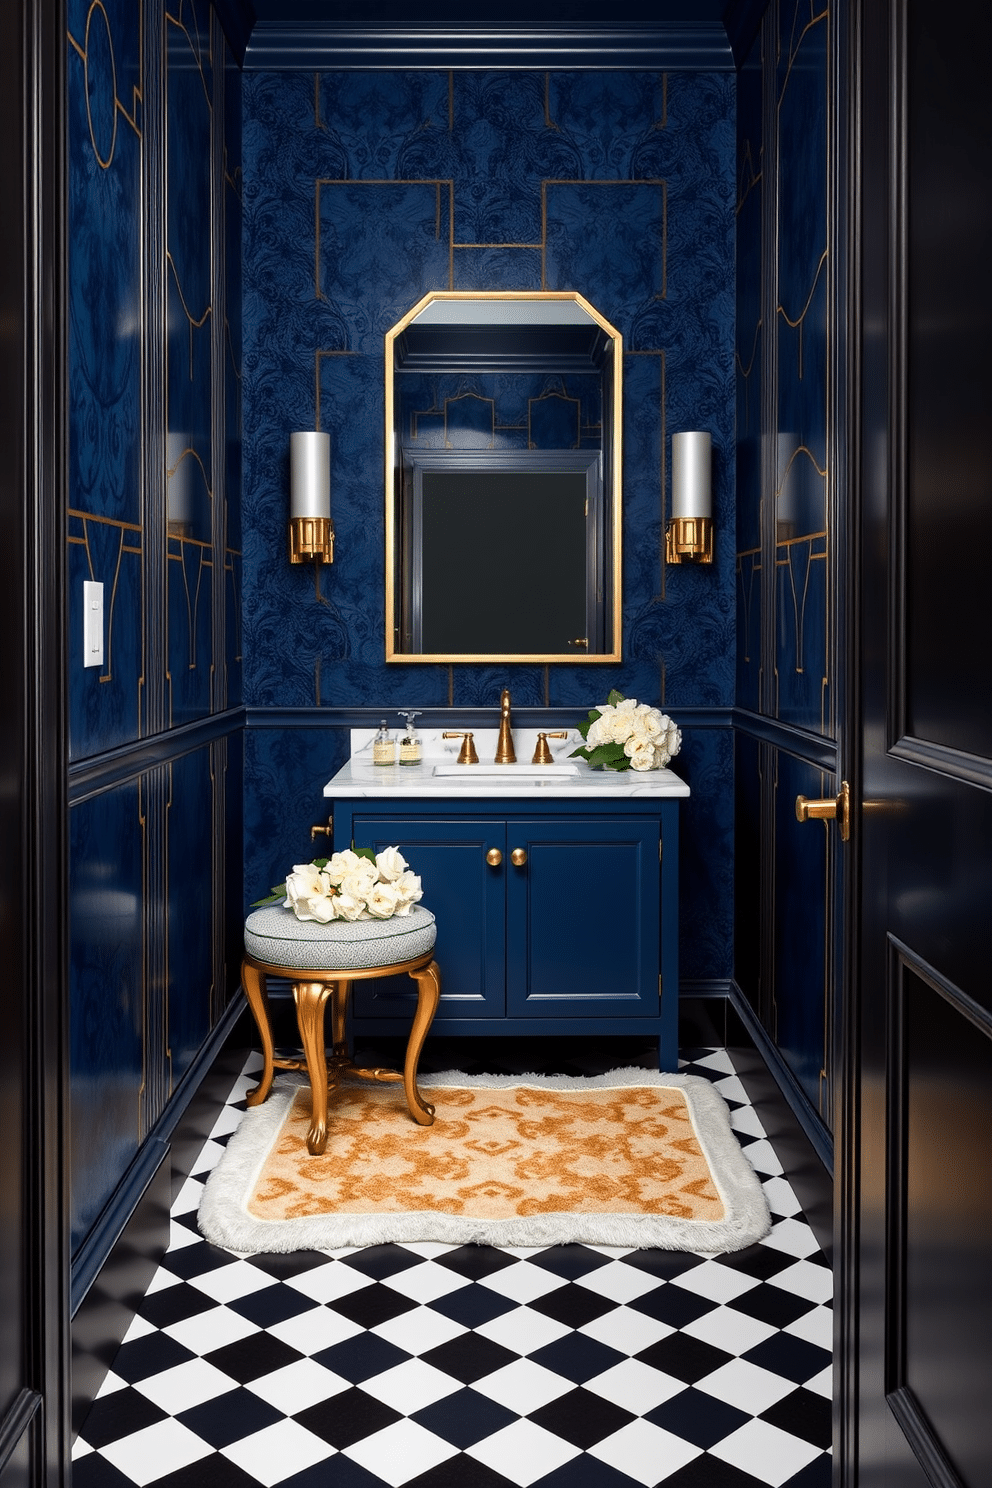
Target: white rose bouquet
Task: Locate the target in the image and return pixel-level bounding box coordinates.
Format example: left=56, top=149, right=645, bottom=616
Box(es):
left=571, top=690, right=682, bottom=773
left=253, top=846, right=423, bottom=923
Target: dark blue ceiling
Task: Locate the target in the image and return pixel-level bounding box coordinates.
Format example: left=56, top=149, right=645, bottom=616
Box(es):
left=226, top=0, right=761, bottom=70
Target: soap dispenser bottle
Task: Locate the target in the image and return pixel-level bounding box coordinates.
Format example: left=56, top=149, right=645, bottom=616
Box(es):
left=372, top=719, right=395, bottom=765
left=398, top=711, right=422, bottom=766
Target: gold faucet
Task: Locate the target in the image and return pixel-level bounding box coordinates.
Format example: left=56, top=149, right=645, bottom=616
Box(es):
left=494, top=688, right=516, bottom=764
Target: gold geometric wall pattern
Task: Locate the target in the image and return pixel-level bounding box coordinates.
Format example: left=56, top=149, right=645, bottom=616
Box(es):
left=68, top=0, right=142, bottom=168
left=312, top=177, right=667, bottom=299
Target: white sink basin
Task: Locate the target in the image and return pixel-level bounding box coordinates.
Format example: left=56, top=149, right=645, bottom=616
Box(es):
left=432, top=763, right=579, bottom=779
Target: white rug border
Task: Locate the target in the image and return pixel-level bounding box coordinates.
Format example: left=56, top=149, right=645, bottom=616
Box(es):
left=198, top=1067, right=770, bottom=1255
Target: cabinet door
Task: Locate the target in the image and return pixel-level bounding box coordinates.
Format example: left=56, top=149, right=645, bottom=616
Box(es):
left=505, top=818, right=661, bottom=1018
left=348, top=815, right=506, bottom=1018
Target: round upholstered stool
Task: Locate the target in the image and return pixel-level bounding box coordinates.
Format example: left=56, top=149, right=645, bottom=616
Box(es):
left=241, top=905, right=440, bottom=1155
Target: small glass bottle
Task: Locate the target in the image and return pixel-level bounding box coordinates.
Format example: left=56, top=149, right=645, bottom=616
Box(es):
left=372, top=719, right=395, bottom=765
left=398, top=711, right=422, bottom=766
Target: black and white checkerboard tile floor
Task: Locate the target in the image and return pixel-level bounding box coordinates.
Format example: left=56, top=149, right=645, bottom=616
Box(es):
left=72, top=1048, right=832, bottom=1488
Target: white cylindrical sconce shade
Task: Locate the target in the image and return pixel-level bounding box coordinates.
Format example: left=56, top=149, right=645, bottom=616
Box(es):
left=290, top=431, right=331, bottom=519
left=671, top=431, right=712, bottom=519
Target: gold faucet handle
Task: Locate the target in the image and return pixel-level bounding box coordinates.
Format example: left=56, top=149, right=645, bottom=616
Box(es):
left=531, top=731, right=569, bottom=765
left=442, top=730, right=479, bottom=764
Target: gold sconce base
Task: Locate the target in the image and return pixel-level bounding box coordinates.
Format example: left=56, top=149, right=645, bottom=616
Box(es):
left=289, top=516, right=335, bottom=564
left=666, top=515, right=713, bottom=565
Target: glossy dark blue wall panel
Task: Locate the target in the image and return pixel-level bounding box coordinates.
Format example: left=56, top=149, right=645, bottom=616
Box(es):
left=68, top=0, right=245, bottom=1288
left=735, top=30, right=763, bottom=716
left=677, top=725, right=735, bottom=982
left=166, top=2, right=215, bottom=723
left=67, top=0, right=145, bottom=759
left=69, top=782, right=145, bottom=1255
left=167, top=747, right=215, bottom=1087
left=774, top=1, right=830, bottom=732
left=773, top=748, right=830, bottom=1120
left=225, top=38, right=244, bottom=707
left=733, top=730, right=762, bottom=1011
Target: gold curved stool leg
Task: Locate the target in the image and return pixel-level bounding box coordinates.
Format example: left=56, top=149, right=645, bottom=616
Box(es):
left=404, top=959, right=441, bottom=1126
left=242, top=960, right=275, bottom=1107
left=294, top=979, right=335, bottom=1155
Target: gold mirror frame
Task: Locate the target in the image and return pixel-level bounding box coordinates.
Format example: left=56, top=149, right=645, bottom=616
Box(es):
left=385, top=290, right=622, bottom=664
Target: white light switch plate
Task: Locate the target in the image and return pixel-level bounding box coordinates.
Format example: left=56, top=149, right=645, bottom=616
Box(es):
left=83, top=580, right=104, bottom=668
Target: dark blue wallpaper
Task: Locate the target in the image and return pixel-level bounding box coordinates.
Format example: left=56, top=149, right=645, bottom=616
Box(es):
left=242, top=69, right=736, bottom=714
left=241, top=67, right=737, bottom=980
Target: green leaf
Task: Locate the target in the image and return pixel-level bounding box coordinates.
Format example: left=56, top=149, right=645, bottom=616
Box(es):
left=575, top=719, right=591, bottom=741
left=585, top=741, right=627, bottom=768
left=354, top=845, right=377, bottom=865
left=587, top=707, right=602, bottom=722
left=569, top=744, right=592, bottom=761
left=311, top=857, right=328, bottom=869
left=606, top=689, right=626, bottom=708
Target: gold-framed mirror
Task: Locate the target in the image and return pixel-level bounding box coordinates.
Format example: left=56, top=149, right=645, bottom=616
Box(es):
left=385, top=291, right=622, bottom=664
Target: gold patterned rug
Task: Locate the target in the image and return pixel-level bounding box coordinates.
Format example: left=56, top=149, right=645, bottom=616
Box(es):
left=198, top=1070, right=769, bottom=1254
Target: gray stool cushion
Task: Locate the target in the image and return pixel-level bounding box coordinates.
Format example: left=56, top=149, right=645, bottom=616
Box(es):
left=244, top=904, right=436, bottom=972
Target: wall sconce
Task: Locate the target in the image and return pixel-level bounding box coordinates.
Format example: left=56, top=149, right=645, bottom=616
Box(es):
left=289, top=431, right=334, bottom=565
left=666, top=430, right=713, bottom=564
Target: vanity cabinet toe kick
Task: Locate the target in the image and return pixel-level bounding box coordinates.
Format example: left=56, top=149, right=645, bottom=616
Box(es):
left=325, top=794, right=683, bottom=1072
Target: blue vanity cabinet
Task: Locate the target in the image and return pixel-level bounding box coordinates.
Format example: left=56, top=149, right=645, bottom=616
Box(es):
left=344, top=816, right=508, bottom=1019
left=333, top=796, right=681, bottom=1069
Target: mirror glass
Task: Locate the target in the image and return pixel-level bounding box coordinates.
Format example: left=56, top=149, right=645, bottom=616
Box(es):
left=385, top=292, right=622, bottom=663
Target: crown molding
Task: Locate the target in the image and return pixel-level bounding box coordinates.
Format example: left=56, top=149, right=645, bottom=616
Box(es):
left=242, top=23, right=735, bottom=70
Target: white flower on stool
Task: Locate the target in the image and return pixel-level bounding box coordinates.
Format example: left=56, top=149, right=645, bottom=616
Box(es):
left=324, top=849, right=361, bottom=886
left=331, top=891, right=365, bottom=922
left=366, top=881, right=401, bottom=919
left=284, top=863, right=332, bottom=920
left=392, top=869, right=423, bottom=914
left=269, top=845, right=425, bottom=923
left=375, top=846, right=409, bottom=881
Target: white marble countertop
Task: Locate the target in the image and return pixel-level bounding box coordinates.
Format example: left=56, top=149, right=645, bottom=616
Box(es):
left=324, top=729, right=690, bottom=800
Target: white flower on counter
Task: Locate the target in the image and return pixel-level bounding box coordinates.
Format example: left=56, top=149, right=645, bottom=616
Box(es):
left=253, top=845, right=426, bottom=923
left=571, top=690, right=682, bottom=773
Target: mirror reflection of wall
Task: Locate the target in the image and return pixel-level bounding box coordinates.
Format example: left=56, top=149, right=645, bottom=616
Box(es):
left=385, top=292, right=622, bottom=664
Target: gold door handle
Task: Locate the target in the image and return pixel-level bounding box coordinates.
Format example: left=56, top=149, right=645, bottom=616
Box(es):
left=486, top=848, right=503, bottom=867
left=796, top=781, right=851, bottom=842
left=310, top=815, right=333, bottom=842
left=511, top=848, right=528, bottom=866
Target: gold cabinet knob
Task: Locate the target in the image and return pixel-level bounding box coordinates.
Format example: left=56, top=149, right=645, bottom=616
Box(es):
left=511, top=848, right=528, bottom=867
left=486, top=848, right=503, bottom=867
left=795, top=781, right=851, bottom=842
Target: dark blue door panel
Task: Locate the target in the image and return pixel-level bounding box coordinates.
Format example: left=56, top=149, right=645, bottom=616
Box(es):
left=345, top=816, right=506, bottom=1017
left=506, top=819, right=660, bottom=1017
